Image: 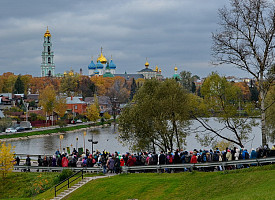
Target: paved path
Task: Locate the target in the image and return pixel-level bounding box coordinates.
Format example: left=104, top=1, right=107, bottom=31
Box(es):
left=51, top=174, right=117, bottom=200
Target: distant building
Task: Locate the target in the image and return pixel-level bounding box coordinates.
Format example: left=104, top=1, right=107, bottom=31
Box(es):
left=88, top=47, right=117, bottom=77
left=41, top=27, right=55, bottom=77
left=66, top=96, right=87, bottom=114
left=137, top=59, right=163, bottom=80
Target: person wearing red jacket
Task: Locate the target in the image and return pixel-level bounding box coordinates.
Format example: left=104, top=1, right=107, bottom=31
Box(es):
left=190, top=153, right=197, bottom=164
left=126, top=156, right=135, bottom=166
left=62, top=156, right=69, bottom=167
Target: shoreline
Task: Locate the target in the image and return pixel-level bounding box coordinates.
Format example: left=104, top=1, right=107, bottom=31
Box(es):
left=0, top=123, right=112, bottom=143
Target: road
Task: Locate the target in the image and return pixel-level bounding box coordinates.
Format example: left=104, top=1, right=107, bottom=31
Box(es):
left=0, top=121, right=92, bottom=136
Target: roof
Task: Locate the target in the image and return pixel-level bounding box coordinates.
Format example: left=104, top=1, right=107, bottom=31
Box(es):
left=66, top=97, right=86, bottom=104
left=0, top=93, right=12, bottom=99
left=29, top=109, right=44, bottom=115
left=103, top=72, right=114, bottom=78
left=115, top=74, right=144, bottom=80
left=88, top=60, right=96, bottom=69
left=84, top=96, right=111, bottom=105
left=138, top=68, right=155, bottom=72
left=109, top=60, right=117, bottom=69
left=27, top=94, right=39, bottom=101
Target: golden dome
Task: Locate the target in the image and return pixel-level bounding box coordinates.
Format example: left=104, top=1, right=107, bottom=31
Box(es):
left=174, top=66, right=178, bottom=71
left=145, top=58, right=149, bottom=68
left=44, top=27, right=51, bottom=37
left=64, top=71, right=67, bottom=75
left=97, top=47, right=107, bottom=64
left=159, top=68, right=162, bottom=73
left=155, top=65, right=159, bottom=72
left=68, top=70, right=74, bottom=76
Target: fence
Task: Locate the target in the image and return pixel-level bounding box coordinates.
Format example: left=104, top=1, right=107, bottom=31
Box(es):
left=54, top=169, right=83, bottom=197
left=14, top=156, right=275, bottom=174
left=123, top=157, right=275, bottom=173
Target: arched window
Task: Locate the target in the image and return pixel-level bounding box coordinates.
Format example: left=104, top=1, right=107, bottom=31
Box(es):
left=48, top=57, right=51, bottom=63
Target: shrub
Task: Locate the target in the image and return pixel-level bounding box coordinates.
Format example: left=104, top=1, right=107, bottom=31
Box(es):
left=54, top=169, right=74, bottom=184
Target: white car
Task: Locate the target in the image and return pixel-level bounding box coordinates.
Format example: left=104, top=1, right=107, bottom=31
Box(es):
left=5, top=128, right=17, bottom=133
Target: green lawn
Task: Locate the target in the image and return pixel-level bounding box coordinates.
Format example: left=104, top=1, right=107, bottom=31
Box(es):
left=2, top=165, right=275, bottom=200
left=64, top=165, right=275, bottom=200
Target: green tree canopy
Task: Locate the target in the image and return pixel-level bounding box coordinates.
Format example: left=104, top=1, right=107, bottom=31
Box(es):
left=13, top=75, right=24, bottom=94
left=190, top=72, right=258, bottom=148
left=119, top=79, right=190, bottom=152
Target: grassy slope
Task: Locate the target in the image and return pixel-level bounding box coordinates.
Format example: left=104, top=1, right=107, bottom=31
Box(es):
left=0, top=172, right=102, bottom=200
left=0, top=172, right=58, bottom=199
left=64, top=165, right=275, bottom=200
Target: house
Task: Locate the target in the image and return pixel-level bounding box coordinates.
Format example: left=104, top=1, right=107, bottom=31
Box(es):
left=0, top=93, right=13, bottom=110
left=66, top=96, right=87, bottom=115
left=84, top=96, right=112, bottom=113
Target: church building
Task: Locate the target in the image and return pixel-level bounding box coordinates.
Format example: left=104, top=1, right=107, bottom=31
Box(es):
left=41, top=27, right=55, bottom=77
left=88, top=48, right=117, bottom=77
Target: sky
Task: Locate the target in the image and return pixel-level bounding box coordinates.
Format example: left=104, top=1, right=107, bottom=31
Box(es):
left=0, top=0, right=253, bottom=78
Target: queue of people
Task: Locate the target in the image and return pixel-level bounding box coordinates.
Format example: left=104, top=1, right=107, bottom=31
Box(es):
left=16, top=144, right=275, bottom=173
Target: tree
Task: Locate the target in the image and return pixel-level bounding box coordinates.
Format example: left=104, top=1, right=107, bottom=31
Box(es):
left=119, top=79, right=190, bottom=152
left=0, top=142, right=15, bottom=178
left=129, top=78, right=137, bottom=101
left=212, top=0, right=275, bottom=146
left=0, top=118, right=12, bottom=132
left=14, top=75, right=24, bottom=94
left=266, top=86, right=275, bottom=142
left=234, top=82, right=251, bottom=101
left=54, top=97, right=67, bottom=118
left=60, top=73, right=79, bottom=96
left=86, top=104, right=100, bottom=122
left=39, top=85, right=56, bottom=124
left=190, top=73, right=258, bottom=148
left=78, top=76, right=95, bottom=99
left=180, top=70, right=199, bottom=93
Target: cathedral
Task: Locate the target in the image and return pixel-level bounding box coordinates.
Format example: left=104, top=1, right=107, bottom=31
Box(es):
left=41, top=27, right=55, bottom=77
left=88, top=48, right=117, bottom=78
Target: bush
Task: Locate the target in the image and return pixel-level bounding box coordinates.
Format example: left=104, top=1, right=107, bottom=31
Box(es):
left=54, top=169, right=74, bottom=184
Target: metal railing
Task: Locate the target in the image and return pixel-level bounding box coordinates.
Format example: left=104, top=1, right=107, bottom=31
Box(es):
left=123, top=157, right=275, bottom=173
left=54, top=169, right=83, bottom=197
left=14, top=156, right=275, bottom=174
left=14, top=165, right=103, bottom=173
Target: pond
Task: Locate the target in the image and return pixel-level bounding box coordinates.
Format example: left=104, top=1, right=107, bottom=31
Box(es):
left=7, top=119, right=265, bottom=155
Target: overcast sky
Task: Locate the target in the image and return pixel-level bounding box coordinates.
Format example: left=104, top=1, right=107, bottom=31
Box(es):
left=0, top=0, right=253, bottom=78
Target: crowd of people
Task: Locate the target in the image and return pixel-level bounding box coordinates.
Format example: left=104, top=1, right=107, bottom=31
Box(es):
left=16, top=144, right=275, bottom=173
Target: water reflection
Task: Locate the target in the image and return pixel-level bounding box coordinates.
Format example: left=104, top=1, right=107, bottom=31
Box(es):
left=7, top=119, right=264, bottom=155
left=7, top=126, right=129, bottom=155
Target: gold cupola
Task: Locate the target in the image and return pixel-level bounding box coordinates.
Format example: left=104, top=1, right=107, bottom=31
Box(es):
left=174, top=66, right=178, bottom=71
left=155, top=65, right=159, bottom=72
left=97, top=47, right=107, bottom=64
left=145, top=58, right=149, bottom=68
left=44, top=26, right=51, bottom=37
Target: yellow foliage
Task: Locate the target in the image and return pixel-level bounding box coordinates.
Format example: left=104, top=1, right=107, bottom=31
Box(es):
left=86, top=104, right=100, bottom=122
left=213, top=140, right=233, bottom=151
left=0, top=142, right=15, bottom=178
left=103, top=112, right=111, bottom=120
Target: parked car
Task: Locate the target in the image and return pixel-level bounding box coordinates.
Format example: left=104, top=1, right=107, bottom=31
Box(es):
left=20, top=121, right=32, bottom=130
left=5, top=128, right=17, bottom=133
left=16, top=127, right=25, bottom=132
left=76, top=119, right=83, bottom=123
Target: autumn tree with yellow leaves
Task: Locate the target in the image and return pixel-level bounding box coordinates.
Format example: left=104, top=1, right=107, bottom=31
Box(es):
left=0, top=142, right=15, bottom=178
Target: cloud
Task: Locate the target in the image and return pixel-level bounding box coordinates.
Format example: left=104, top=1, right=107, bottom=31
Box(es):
left=0, top=0, right=248, bottom=78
